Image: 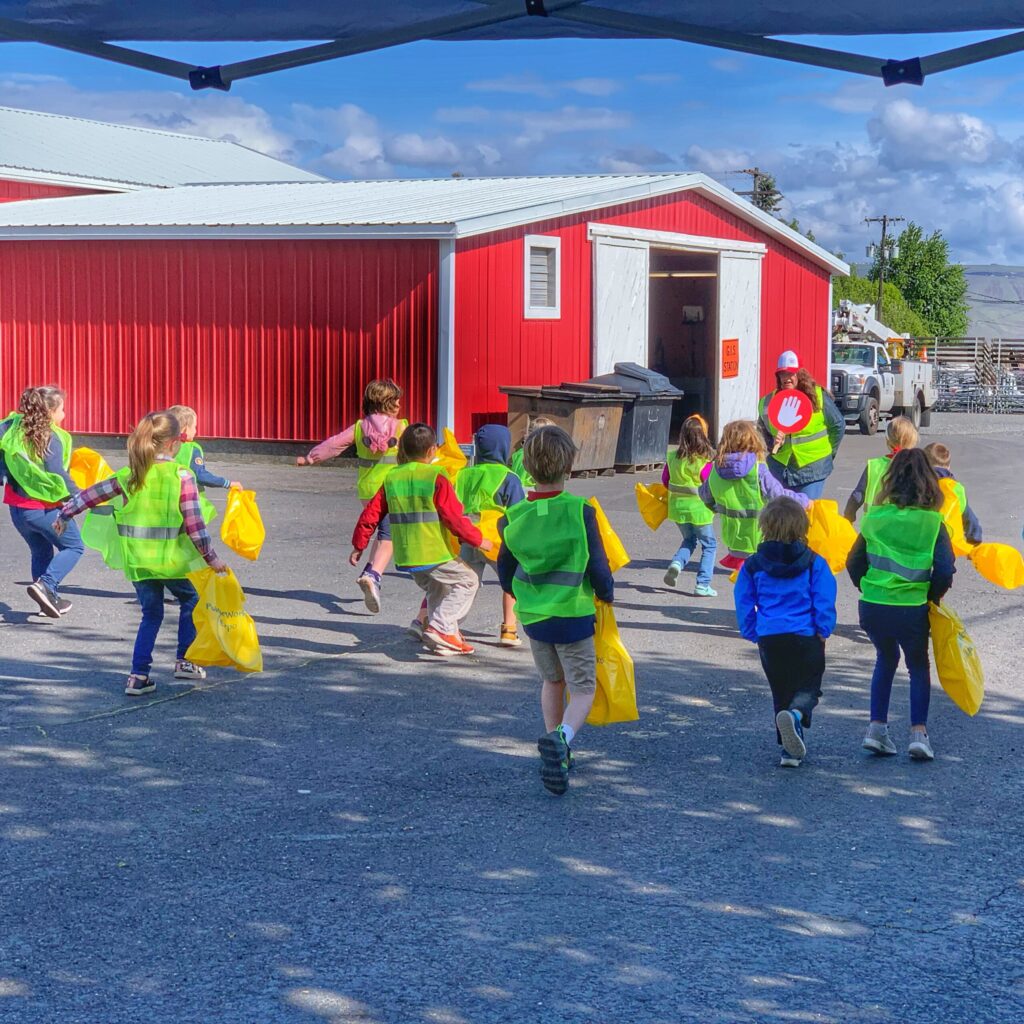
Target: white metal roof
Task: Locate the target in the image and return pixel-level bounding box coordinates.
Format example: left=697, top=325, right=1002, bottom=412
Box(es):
left=0, top=172, right=848, bottom=275
left=0, top=105, right=324, bottom=190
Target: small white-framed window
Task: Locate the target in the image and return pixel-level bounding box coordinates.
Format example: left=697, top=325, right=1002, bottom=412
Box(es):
left=524, top=235, right=561, bottom=319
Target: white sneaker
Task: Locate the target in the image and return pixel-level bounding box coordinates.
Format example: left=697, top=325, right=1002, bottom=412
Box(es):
left=779, top=755, right=802, bottom=768
left=663, top=564, right=680, bottom=587
left=174, top=660, right=207, bottom=681
left=908, top=732, right=935, bottom=761
left=862, top=724, right=897, bottom=756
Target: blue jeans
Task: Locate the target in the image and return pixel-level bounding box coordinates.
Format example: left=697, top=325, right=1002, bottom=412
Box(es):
left=859, top=601, right=931, bottom=726
left=766, top=459, right=827, bottom=499
left=670, top=523, right=717, bottom=587
left=9, top=506, right=84, bottom=593
left=132, top=578, right=200, bottom=677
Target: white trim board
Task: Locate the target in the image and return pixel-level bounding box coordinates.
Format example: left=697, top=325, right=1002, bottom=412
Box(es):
left=589, top=222, right=766, bottom=257
left=436, top=239, right=457, bottom=434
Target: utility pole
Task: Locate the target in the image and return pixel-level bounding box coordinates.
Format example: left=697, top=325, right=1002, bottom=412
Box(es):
left=732, top=167, right=782, bottom=213
left=864, top=214, right=904, bottom=325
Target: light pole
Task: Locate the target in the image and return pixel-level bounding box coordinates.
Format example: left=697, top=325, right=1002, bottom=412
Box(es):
left=864, top=214, right=904, bottom=325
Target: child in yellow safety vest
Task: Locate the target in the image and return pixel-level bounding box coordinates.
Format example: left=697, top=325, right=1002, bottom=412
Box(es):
left=844, top=416, right=918, bottom=522
left=298, top=379, right=407, bottom=615
left=496, top=426, right=615, bottom=796
left=0, top=385, right=85, bottom=618
left=847, top=449, right=955, bottom=761
left=350, top=423, right=491, bottom=656
left=56, top=411, right=229, bottom=696
left=662, top=414, right=718, bottom=596
left=698, top=420, right=809, bottom=571
left=167, top=405, right=243, bottom=523
left=510, top=415, right=554, bottom=490
left=924, top=442, right=983, bottom=554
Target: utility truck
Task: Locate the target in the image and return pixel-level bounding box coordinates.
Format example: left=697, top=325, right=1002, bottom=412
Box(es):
left=830, top=300, right=937, bottom=435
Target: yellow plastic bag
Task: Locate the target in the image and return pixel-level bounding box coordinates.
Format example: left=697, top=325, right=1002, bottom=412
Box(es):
left=968, top=542, right=1024, bottom=590
left=434, top=428, right=468, bottom=482
left=938, top=479, right=973, bottom=558
left=478, top=508, right=502, bottom=562
left=220, top=488, right=265, bottom=561
left=928, top=602, right=984, bottom=715
left=68, top=447, right=114, bottom=490
left=587, top=602, right=639, bottom=726
left=635, top=481, right=668, bottom=531
left=806, top=499, right=857, bottom=573
left=186, top=568, right=263, bottom=673
left=587, top=497, right=630, bottom=573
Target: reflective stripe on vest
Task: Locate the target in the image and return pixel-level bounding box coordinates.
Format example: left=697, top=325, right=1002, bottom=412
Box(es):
left=503, top=492, right=594, bottom=625
left=760, top=387, right=832, bottom=469
left=384, top=462, right=452, bottom=567
left=116, top=524, right=183, bottom=540
left=354, top=419, right=407, bottom=500
left=707, top=463, right=762, bottom=553
left=666, top=450, right=713, bottom=526
left=860, top=505, right=943, bottom=607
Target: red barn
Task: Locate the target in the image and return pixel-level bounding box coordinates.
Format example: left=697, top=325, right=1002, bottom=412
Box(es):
left=0, top=167, right=847, bottom=442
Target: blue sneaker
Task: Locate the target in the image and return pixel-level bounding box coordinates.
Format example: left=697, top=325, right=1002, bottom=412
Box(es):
left=776, top=709, right=807, bottom=759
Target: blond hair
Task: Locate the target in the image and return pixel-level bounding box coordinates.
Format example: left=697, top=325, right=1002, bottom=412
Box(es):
left=523, top=425, right=576, bottom=484
left=166, top=404, right=197, bottom=434
left=886, top=416, right=918, bottom=452
left=362, top=379, right=403, bottom=416
left=515, top=415, right=555, bottom=452
left=759, top=497, right=808, bottom=544
left=126, top=412, right=181, bottom=494
left=923, top=441, right=951, bottom=469
left=716, top=420, right=766, bottom=467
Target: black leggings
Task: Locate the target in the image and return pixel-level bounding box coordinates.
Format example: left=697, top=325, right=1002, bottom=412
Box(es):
left=758, top=633, right=825, bottom=742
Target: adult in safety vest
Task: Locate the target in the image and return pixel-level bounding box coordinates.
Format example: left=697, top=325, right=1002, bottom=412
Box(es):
left=758, top=350, right=844, bottom=500
left=846, top=449, right=955, bottom=762
left=0, top=386, right=85, bottom=618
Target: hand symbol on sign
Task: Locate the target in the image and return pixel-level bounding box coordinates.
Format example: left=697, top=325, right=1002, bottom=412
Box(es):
left=777, top=394, right=802, bottom=430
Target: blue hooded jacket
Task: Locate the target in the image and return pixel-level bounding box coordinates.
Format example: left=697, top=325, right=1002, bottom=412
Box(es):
left=473, top=424, right=525, bottom=509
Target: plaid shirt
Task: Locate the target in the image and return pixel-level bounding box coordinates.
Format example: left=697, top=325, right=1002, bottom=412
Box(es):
left=59, top=457, right=219, bottom=566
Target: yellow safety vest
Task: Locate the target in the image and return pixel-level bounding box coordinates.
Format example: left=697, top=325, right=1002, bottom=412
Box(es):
left=384, top=461, right=453, bottom=568
left=759, top=386, right=832, bottom=469
left=355, top=419, right=407, bottom=500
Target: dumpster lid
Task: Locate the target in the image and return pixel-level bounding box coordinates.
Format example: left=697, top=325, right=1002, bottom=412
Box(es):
left=588, top=362, right=683, bottom=396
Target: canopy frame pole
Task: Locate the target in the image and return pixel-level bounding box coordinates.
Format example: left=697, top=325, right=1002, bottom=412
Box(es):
left=917, top=29, right=1024, bottom=77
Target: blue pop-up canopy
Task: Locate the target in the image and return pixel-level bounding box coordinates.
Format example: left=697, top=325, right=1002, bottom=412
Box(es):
left=0, top=1, right=1022, bottom=91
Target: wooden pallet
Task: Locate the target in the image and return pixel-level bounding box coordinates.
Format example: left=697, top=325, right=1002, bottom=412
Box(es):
left=615, top=462, right=665, bottom=474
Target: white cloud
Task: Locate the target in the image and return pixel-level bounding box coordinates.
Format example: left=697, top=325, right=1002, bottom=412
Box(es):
left=683, top=144, right=753, bottom=175
left=597, top=145, right=673, bottom=173
left=636, top=73, right=681, bottom=85
left=710, top=57, right=744, bottom=74
left=385, top=133, right=461, bottom=167
left=466, top=73, right=620, bottom=98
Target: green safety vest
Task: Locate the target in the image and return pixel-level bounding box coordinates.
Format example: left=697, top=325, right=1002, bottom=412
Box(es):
left=113, top=462, right=206, bottom=582
left=173, top=440, right=218, bottom=524
left=504, top=492, right=594, bottom=625
left=759, top=386, right=832, bottom=469
left=666, top=450, right=713, bottom=526
left=860, top=505, right=943, bottom=607
left=455, top=462, right=510, bottom=517
left=863, top=456, right=891, bottom=508
left=707, top=462, right=763, bottom=554
left=510, top=448, right=535, bottom=489
left=384, top=461, right=453, bottom=568
left=0, top=413, right=73, bottom=503
left=355, top=419, right=407, bottom=500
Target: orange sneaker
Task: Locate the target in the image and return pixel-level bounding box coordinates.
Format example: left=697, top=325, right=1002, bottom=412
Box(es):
left=423, top=626, right=474, bottom=655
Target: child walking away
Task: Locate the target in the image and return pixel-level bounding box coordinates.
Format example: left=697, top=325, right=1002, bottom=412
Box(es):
left=167, top=405, right=242, bottom=523
left=699, top=421, right=809, bottom=569
left=734, top=498, right=837, bottom=768
left=350, top=423, right=491, bottom=655
left=510, top=416, right=554, bottom=490
left=844, top=416, right=918, bottom=522
left=497, top=426, right=614, bottom=796
left=0, top=386, right=84, bottom=617
left=452, top=424, right=526, bottom=646
left=298, top=379, right=407, bottom=614
left=56, top=412, right=229, bottom=695
left=847, top=449, right=955, bottom=761
left=663, top=415, right=717, bottom=596
left=924, top=442, right=983, bottom=549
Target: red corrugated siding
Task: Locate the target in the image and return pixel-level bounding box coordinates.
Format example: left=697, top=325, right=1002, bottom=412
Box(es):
left=0, top=178, right=106, bottom=203
left=0, top=239, right=438, bottom=442
left=454, top=191, right=831, bottom=436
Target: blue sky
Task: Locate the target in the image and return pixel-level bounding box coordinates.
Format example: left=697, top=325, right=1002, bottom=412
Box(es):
left=2, top=30, right=1023, bottom=262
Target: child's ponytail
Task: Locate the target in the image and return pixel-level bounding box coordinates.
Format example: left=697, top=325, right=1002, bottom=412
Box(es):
left=17, top=385, right=64, bottom=461
left=126, top=412, right=181, bottom=493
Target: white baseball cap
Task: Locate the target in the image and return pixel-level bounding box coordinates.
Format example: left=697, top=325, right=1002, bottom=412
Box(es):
left=777, top=350, right=801, bottom=371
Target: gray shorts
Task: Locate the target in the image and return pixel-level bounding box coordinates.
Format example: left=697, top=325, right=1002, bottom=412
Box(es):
left=528, top=636, right=596, bottom=693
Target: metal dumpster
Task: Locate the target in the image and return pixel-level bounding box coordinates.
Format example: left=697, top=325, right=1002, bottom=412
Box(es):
left=499, top=383, right=627, bottom=476
left=587, top=362, right=683, bottom=471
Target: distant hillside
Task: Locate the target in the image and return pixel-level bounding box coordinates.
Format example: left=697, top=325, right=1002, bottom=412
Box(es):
left=964, top=265, right=1024, bottom=340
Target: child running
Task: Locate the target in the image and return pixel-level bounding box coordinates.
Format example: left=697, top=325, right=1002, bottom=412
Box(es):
left=847, top=449, right=955, bottom=761
left=167, top=405, right=242, bottom=523
left=699, top=420, right=809, bottom=570
left=510, top=416, right=554, bottom=489
left=497, top=425, right=614, bottom=796
left=735, top=497, right=837, bottom=768
left=299, top=378, right=407, bottom=614
left=350, top=423, right=491, bottom=656
left=0, top=386, right=84, bottom=617
left=844, top=415, right=918, bottom=522
left=924, top=442, right=983, bottom=552
left=662, top=414, right=717, bottom=596
left=55, top=411, right=228, bottom=695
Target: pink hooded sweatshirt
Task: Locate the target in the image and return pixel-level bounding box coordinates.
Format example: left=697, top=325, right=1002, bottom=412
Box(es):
left=305, top=414, right=401, bottom=463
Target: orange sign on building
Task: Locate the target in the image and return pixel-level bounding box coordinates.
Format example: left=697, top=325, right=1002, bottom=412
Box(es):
left=722, top=338, right=740, bottom=379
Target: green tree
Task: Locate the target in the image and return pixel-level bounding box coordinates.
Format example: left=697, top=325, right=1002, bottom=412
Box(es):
left=833, top=270, right=929, bottom=336
left=869, top=223, right=968, bottom=337
left=752, top=173, right=782, bottom=214
left=785, top=216, right=816, bottom=244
